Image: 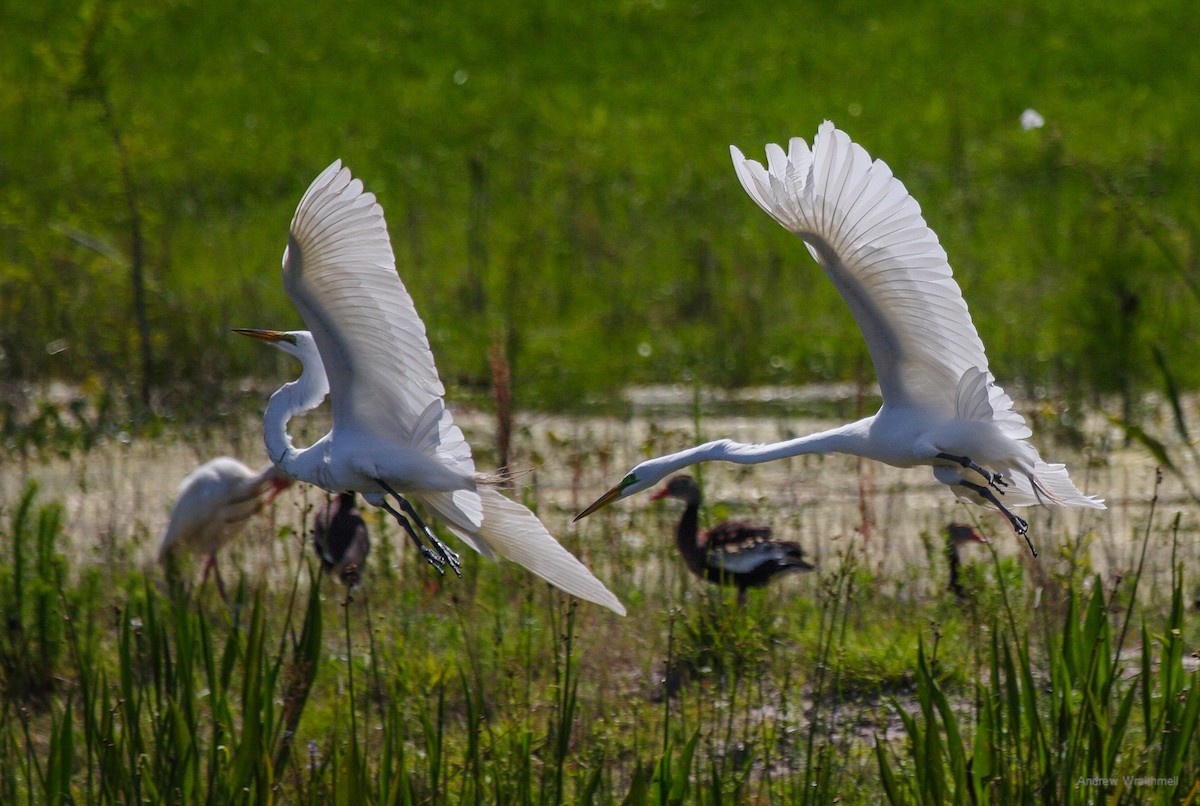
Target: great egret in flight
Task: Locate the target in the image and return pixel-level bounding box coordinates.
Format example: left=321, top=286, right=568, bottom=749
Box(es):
left=651, top=475, right=814, bottom=603
left=311, top=492, right=370, bottom=589
left=238, top=161, right=624, bottom=615
left=576, top=122, right=1105, bottom=554
left=157, top=457, right=292, bottom=596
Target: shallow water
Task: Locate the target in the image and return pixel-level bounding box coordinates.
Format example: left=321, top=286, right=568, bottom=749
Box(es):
left=3, top=387, right=1196, bottom=601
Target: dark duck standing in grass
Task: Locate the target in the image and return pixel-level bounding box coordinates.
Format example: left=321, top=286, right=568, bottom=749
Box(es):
left=944, top=523, right=989, bottom=601
left=312, top=492, right=371, bottom=590
left=652, top=475, right=814, bottom=602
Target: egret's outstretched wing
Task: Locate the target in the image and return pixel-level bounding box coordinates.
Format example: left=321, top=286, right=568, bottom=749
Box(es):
left=731, top=122, right=1024, bottom=433
left=283, top=162, right=473, bottom=473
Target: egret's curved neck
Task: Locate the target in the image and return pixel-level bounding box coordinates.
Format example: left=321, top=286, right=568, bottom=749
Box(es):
left=264, top=356, right=330, bottom=474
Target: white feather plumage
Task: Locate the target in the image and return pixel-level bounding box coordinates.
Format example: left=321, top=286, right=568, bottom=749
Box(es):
left=578, top=122, right=1103, bottom=547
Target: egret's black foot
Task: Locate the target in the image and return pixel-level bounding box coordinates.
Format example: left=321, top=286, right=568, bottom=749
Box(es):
left=1002, top=510, right=1035, bottom=557
left=379, top=496, right=448, bottom=575
left=958, top=479, right=1037, bottom=558
left=418, top=543, right=450, bottom=574
left=373, top=479, right=463, bottom=577
left=1003, top=513, right=1041, bottom=556
left=1011, top=515, right=1036, bottom=557
left=428, top=535, right=462, bottom=577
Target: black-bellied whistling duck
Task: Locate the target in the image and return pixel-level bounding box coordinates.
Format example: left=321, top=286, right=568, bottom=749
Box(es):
left=157, top=457, right=293, bottom=598
left=944, top=523, right=989, bottom=601
left=651, top=475, right=814, bottom=602
left=312, top=492, right=371, bottom=589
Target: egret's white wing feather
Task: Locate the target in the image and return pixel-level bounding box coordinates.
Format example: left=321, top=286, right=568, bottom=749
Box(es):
left=445, top=488, right=626, bottom=615
left=283, top=162, right=473, bottom=478
left=731, top=122, right=1013, bottom=426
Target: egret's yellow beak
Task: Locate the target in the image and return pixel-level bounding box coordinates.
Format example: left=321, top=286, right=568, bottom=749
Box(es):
left=234, top=328, right=293, bottom=344
left=573, top=481, right=627, bottom=522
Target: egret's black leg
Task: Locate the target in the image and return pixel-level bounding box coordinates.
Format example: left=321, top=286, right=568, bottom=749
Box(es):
left=959, top=479, right=1036, bottom=557
left=394, top=496, right=461, bottom=576
left=374, top=479, right=462, bottom=577
left=379, top=498, right=448, bottom=574
left=938, top=453, right=1009, bottom=493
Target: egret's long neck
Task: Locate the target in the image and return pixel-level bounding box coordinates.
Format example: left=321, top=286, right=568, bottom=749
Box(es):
left=658, top=417, right=878, bottom=476
left=263, top=358, right=330, bottom=474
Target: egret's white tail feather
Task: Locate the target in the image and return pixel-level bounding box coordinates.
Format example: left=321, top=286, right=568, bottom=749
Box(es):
left=1013, top=461, right=1106, bottom=509
left=447, top=488, right=625, bottom=615
left=421, top=489, right=487, bottom=552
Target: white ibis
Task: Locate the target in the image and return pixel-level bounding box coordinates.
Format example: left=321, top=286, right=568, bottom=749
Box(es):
left=157, top=456, right=292, bottom=597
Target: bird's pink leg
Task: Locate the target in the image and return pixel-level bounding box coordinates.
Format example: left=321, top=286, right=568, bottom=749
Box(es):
left=202, top=554, right=230, bottom=602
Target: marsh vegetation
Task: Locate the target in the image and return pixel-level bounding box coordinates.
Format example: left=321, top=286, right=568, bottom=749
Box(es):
left=3, top=0, right=1200, bottom=800
left=1, top=394, right=1197, bottom=802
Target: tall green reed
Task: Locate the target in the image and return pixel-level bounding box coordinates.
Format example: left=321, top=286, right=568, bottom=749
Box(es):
left=17, top=556, right=326, bottom=803
left=0, top=483, right=67, bottom=705
left=878, top=499, right=1199, bottom=804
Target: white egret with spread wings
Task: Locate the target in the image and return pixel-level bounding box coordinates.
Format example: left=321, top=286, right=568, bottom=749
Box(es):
left=576, top=122, right=1104, bottom=554
left=238, top=162, right=623, bottom=614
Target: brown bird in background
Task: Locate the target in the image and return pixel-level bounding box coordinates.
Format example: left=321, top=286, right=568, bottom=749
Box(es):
left=312, top=492, right=371, bottom=590
left=944, top=522, right=989, bottom=601
left=651, top=475, right=814, bottom=603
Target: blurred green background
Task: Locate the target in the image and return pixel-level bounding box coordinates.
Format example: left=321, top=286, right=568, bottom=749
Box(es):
left=3, top=0, right=1199, bottom=423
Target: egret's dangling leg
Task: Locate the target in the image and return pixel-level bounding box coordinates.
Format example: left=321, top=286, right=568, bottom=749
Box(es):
left=395, top=494, right=461, bottom=574
left=959, top=479, right=1036, bottom=557
left=375, top=479, right=462, bottom=575
left=378, top=498, right=449, bottom=573
left=937, top=452, right=1009, bottom=493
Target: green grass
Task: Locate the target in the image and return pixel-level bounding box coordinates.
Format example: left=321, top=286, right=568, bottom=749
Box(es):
left=1, top=458, right=1196, bottom=803
left=2, top=0, right=1200, bottom=798
left=3, top=0, right=1200, bottom=427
